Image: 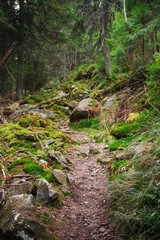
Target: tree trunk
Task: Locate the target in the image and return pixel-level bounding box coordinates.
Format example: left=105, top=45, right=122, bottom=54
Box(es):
left=102, top=6, right=111, bottom=77
left=155, top=29, right=159, bottom=53
left=123, top=0, right=127, bottom=22
left=63, top=50, right=67, bottom=82
left=150, top=32, right=155, bottom=56
left=16, top=0, right=25, bottom=100
left=0, top=0, right=7, bottom=97
left=75, top=47, right=77, bottom=72
left=142, top=36, right=145, bottom=64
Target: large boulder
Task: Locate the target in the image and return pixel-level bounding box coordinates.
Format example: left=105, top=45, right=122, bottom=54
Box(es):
left=0, top=194, right=54, bottom=240
left=70, top=98, right=95, bottom=122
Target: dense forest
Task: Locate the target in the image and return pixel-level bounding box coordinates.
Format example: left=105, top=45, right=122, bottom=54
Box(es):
left=0, top=0, right=160, bottom=240
left=0, top=0, right=159, bottom=100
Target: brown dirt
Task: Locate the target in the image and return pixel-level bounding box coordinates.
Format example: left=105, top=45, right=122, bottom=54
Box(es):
left=53, top=129, right=113, bottom=240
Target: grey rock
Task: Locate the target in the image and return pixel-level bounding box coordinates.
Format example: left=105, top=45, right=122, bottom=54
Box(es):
left=36, top=183, right=49, bottom=204
left=89, top=146, right=99, bottom=155
left=62, top=187, right=71, bottom=194
left=67, top=173, right=75, bottom=185
left=52, top=169, right=68, bottom=185
left=99, top=227, right=106, bottom=233
left=116, top=151, right=135, bottom=161
left=70, top=98, right=95, bottom=122
left=70, top=85, right=76, bottom=90
left=34, top=178, right=58, bottom=203
left=33, top=142, right=41, bottom=149
left=39, top=159, right=48, bottom=165
left=62, top=107, right=70, bottom=114
left=0, top=194, right=53, bottom=240
left=71, top=89, right=90, bottom=101
left=30, top=109, right=55, bottom=119
left=7, top=181, right=33, bottom=198
left=68, top=101, right=79, bottom=109
left=100, top=158, right=112, bottom=165
left=102, top=96, right=116, bottom=109
left=53, top=91, right=69, bottom=101
left=78, top=150, right=88, bottom=158
left=48, top=150, right=68, bottom=164
left=44, top=139, right=55, bottom=148
left=16, top=133, right=36, bottom=141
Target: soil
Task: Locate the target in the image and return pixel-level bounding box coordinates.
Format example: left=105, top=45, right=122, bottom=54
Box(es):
left=53, top=128, right=113, bottom=240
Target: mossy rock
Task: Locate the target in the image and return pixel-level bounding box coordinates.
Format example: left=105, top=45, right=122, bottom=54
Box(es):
left=18, top=114, right=55, bottom=128
left=110, top=122, right=141, bottom=138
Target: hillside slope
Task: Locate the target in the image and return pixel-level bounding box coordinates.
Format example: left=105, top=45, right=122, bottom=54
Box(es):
left=0, top=72, right=159, bottom=240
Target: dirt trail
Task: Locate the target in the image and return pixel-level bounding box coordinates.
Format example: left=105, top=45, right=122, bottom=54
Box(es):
left=54, top=129, right=111, bottom=240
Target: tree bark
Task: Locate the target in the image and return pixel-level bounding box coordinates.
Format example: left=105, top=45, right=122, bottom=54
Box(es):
left=102, top=5, right=111, bottom=77
left=155, top=29, right=159, bottom=53
left=16, top=0, right=25, bottom=100
left=123, top=0, right=127, bottom=22
left=142, top=36, right=145, bottom=64
left=63, top=50, right=67, bottom=82
left=75, top=47, right=77, bottom=72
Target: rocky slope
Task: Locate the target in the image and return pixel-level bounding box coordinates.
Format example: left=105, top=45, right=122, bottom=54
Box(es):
left=0, top=75, right=159, bottom=239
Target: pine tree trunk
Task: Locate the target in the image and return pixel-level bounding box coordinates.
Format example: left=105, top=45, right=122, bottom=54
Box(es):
left=16, top=0, right=24, bottom=100
left=63, top=50, right=67, bottom=82
left=102, top=9, right=111, bottom=77
left=155, top=29, right=159, bottom=53
left=75, top=47, right=77, bottom=72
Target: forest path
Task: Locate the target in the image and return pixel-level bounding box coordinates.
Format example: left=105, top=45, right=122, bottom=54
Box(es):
left=53, top=127, right=111, bottom=240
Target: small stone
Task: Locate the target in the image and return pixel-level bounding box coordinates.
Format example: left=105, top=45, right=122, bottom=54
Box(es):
left=67, top=173, right=75, bottom=184
left=62, top=187, right=71, bottom=194
left=44, top=139, right=55, bottom=148
left=89, top=146, right=99, bottom=155
left=116, top=151, right=135, bottom=161
left=48, top=150, right=68, bottom=164
left=99, top=227, right=106, bottom=233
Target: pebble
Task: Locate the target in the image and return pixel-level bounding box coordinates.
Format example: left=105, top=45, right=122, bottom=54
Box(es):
left=99, top=227, right=106, bottom=233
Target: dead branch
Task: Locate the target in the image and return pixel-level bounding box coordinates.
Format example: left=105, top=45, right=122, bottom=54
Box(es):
left=0, top=155, right=10, bottom=166
left=0, top=42, right=17, bottom=68
left=4, top=64, right=17, bottom=82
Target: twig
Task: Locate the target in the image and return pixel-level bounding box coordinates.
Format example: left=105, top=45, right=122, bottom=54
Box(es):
left=4, top=64, right=17, bottom=83
left=0, top=155, right=10, bottom=166
left=147, top=100, right=160, bottom=114
left=10, top=174, right=34, bottom=179
left=1, top=169, right=6, bottom=180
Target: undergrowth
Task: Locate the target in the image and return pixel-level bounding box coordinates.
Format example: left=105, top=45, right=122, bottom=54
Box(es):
left=107, top=111, right=160, bottom=239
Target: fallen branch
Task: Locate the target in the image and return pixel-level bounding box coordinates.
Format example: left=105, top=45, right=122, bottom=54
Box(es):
left=0, top=42, right=17, bottom=68
left=0, top=155, right=10, bottom=166
left=5, top=64, right=17, bottom=83
left=147, top=100, right=160, bottom=114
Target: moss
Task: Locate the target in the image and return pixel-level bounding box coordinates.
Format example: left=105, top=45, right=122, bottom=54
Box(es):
left=7, top=159, right=33, bottom=170
left=70, top=118, right=99, bottom=130
left=23, top=162, right=44, bottom=175
left=110, top=122, right=141, bottom=138
left=42, top=170, right=57, bottom=184
left=18, top=114, right=54, bottom=128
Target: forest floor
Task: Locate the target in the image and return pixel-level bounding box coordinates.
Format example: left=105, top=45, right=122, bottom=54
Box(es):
left=53, top=126, right=112, bottom=240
